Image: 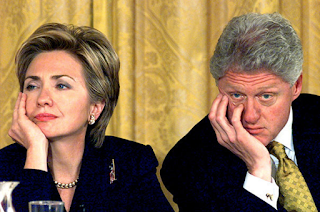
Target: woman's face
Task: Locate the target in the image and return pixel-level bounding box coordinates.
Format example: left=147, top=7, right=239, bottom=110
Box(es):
left=23, top=50, right=94, bottom=141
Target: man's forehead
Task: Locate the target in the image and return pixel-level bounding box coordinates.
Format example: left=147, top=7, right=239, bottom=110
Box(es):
left=221, top=70, right=281, bottom=80
left=217, top=70, right=289, bottom=89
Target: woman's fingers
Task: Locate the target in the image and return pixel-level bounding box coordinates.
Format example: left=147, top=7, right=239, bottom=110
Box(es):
left=12, top=92, right=22, bottom=121
left=9, top=92, right=41, bottom=147
left=18, top=93, right=27, bottom=118
left=9, top=93, right=23, bottom=142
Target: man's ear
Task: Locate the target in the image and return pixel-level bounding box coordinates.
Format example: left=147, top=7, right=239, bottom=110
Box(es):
left=90, top=100, right=106, bottom=120
left=292, top=74, right=303, bottom=101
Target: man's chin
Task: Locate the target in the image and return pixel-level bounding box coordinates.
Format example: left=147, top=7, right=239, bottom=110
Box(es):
left=251, top=134, right=271, bottom=147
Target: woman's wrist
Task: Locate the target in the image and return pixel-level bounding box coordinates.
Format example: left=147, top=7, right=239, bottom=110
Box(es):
left=24, top=144, right=48, bottom=172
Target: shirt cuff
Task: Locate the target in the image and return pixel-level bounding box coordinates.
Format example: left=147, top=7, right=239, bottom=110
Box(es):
left=243, top=172, right=279, bottom=209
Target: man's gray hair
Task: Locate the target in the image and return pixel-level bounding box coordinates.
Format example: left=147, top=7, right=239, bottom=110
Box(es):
left=210, top=13, right=303, bottom=86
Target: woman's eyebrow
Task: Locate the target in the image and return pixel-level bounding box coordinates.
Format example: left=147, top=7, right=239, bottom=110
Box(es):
left=24, top=76, right=40, bottom=81
left=24, top=75, right=76, bottom=83
left=52, top=75, right=75, bottom=81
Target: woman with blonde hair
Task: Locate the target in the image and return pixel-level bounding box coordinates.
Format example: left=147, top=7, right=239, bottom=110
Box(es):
left=0, top=23, right=173, bottom=212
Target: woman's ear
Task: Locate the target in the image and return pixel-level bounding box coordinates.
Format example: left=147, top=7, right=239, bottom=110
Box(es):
left=90, top=100, right=106, bottom=121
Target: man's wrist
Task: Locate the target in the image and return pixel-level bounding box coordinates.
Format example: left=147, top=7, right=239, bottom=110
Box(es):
left=243, top=172, right=279, bottom=209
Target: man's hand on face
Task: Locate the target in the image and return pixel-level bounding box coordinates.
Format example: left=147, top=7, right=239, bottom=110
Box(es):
left=208, top=94, right=272, bottom=182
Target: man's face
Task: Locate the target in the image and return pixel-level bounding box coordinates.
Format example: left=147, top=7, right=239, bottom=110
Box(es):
left=217, top=69, right=302, bottom=146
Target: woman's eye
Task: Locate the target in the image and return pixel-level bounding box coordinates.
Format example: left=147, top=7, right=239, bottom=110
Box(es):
left=25, top=84, right=37, bottom=91
left=56, top=84, right=69, bottom=89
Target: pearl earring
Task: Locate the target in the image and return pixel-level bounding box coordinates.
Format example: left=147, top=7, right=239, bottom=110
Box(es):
left=89, top=114, right=95, bottom=125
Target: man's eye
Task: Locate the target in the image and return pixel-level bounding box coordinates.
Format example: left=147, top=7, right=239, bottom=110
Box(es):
left=231, top=93, right=242, bottom=99
left=261, top=94, right=272, bottom=100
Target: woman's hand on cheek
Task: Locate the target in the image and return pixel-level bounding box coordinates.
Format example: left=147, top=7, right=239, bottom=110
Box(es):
left=8, top=92, right=49, bottom=171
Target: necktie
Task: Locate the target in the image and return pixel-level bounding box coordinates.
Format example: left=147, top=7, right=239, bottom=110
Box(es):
left=267, top=141, right=318, bottom=212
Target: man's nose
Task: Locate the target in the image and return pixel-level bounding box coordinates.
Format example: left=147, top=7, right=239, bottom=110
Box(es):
left=242, top=98, right=261, bottom=124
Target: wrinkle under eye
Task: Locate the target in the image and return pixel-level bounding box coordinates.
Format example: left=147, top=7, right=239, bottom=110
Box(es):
left=228, top=93, right=246, bottom=106
left=257, top=95, right=277, bottom=106
left=230, top=93, right=245, bottom=101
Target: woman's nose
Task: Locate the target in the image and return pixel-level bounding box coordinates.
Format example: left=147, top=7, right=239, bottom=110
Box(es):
left=37, top=88, right=53, bottom=107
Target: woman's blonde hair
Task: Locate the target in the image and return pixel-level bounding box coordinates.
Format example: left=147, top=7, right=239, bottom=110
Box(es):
left=15, top=23, right=120, bottom=148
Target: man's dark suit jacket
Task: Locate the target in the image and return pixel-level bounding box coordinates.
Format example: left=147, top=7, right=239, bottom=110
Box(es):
left=161, top=93, right=320, bottom=211
left=0, top=136, right=173, bottom=212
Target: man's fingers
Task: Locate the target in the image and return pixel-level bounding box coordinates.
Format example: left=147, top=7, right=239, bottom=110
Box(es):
left=209, top=95, right=236, bottom=144
left=209, top=94, right=222, bottom=116
left=230, top=104, right=245, bottom=133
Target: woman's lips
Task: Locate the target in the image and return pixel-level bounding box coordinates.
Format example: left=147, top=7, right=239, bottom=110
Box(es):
left=35, top=113, right=57, bottom=121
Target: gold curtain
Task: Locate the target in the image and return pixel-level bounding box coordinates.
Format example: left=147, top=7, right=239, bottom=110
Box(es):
left=1, top=0, right=320, bottom=210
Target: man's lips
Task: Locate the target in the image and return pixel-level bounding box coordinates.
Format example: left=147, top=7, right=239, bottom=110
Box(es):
left=35, top=113, right=57, bottom=121
left=244, top=127, right=264, bottom=134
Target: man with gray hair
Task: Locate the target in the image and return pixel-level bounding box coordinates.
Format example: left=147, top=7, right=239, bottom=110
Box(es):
left=161, top=13, right=320, bottom=211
